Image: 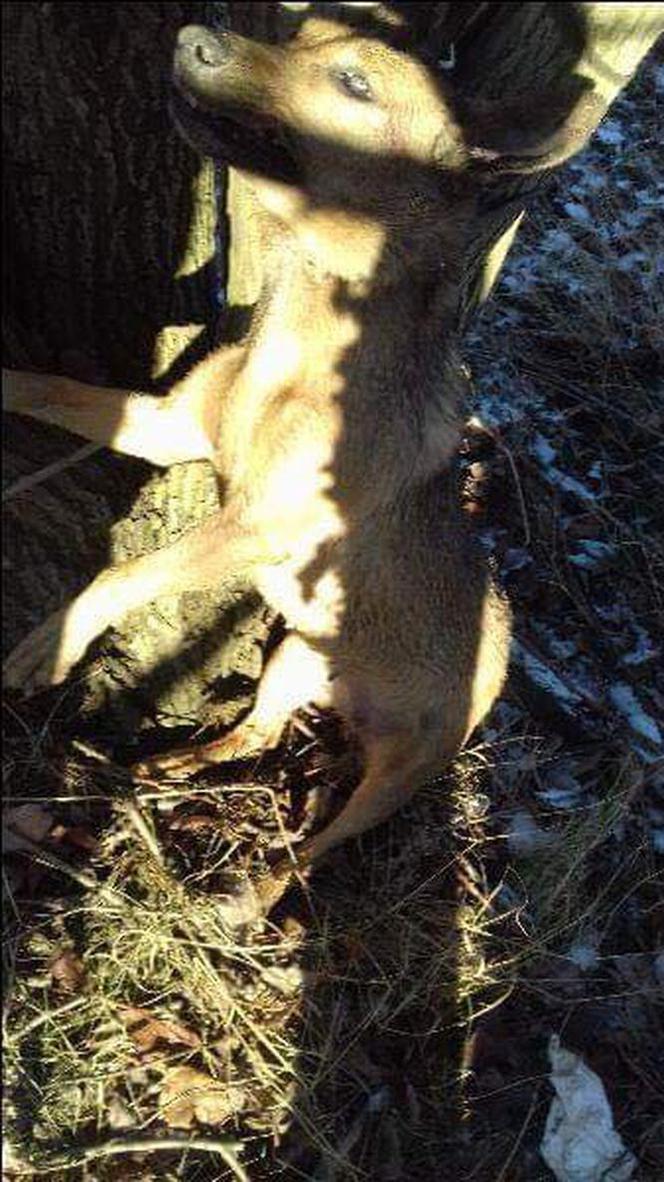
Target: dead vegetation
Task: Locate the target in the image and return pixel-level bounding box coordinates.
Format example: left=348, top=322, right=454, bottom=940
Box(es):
left=3, top=50, right=663, bottom=1182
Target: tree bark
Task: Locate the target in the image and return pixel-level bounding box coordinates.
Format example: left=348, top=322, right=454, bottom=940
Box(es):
left=2, top=2, right=267, bottom=737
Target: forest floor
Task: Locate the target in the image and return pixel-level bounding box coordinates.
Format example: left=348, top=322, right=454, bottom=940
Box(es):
left=3, top=44, right=663, bottom=1182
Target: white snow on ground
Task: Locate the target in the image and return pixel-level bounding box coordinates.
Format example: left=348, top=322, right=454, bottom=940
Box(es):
left=510, top=640, right=580, bottom=709
left=568, top=540, right=617, bottom=570
left=566, top=934, right=600, bottom=971
left=621, top=622, right=659, bottom=667
left=466, top=56, right=663, bottom=860
left=508, top=809, right=556, bottom=855
left=609, top=683, right=662, bottom=748
left=537, top=762, right=588, bottom=811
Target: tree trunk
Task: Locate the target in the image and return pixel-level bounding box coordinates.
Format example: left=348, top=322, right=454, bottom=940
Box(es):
left=2, top=1, right=268, bottom=738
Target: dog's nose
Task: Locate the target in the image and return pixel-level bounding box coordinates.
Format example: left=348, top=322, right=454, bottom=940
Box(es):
left=177, top=25, right=231, bottom=70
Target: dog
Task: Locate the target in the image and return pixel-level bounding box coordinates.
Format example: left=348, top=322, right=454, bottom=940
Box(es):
left=3, top=13, right=514, bottom=896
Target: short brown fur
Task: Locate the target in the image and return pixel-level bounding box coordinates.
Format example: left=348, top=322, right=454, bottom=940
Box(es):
left=3, top=16, right=511, bottom=891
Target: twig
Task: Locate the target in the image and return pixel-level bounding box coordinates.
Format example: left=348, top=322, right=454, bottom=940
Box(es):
left=7, top=1133, right=248, bottom=1180
left=71, top=738, right=115, bottom=766
left=495, top=1083, right=544, bottom=1182
left=3, top=441, right=101, bottom=501
left=6, top=996, right=90, bottom=1045
left=5, top=828, right=98, bottom=889
left=120, top=798, right=166, bottom=867
left=498, top=437, right=531, bottom=547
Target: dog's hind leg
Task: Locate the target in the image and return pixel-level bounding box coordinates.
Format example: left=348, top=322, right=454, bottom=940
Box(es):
left=134, top=633, right=333, bottom=778
left=2, top=347, right=243, bottom=466
left=3, top=511, right=274, bottom=694
left=253, top=727, right=452, bottom=912
left=295, top=731, right=439, bottom=867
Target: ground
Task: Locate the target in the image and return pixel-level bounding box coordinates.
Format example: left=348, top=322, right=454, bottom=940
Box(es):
left=3, top=47, right=663, bottom=1182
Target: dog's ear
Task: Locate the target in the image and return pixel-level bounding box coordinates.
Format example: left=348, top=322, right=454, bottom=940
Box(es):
left=455, top=78, right=607, bottom=175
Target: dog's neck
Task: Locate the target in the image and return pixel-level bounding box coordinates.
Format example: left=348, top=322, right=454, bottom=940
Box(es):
left=250, top=226, right=462, bottom=389
left=239, top=225, right=467, bottom=490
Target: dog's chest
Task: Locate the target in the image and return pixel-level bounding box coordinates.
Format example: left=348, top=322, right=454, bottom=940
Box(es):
left=221, top=307, right=352, bottom=516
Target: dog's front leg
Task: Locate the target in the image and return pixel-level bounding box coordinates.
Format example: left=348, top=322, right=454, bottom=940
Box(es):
left=3, top=513, right=272, bottom=694
left=135, top=632, right=333, bottom=778
left=2, top=347, right=243, bottom=467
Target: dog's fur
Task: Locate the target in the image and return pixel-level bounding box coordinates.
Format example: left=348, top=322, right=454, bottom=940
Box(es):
left=4, top=15, right=514, bottom=887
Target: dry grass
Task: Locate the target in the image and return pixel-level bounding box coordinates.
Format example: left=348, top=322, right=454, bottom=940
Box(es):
left=3, top=52, right=663, bottom=1182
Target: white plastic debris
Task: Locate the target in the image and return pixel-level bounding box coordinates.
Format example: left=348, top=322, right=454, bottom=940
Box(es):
left=541, top=1035, right=637, bottom=1182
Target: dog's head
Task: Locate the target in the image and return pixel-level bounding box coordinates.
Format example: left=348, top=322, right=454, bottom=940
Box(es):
left=172, top=15, right=601, bottom=280
left=172, top=17, right=479, bottom=278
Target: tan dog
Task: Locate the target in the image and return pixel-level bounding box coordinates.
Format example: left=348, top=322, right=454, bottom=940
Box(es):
left=3, top=16, right=513, bottom=884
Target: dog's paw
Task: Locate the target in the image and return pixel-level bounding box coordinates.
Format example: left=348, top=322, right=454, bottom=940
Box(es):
left=253, top=857, right=301, bottom=913
left=214, top=862, right=301, bottom=924
left=3, top=607, right=90, bottom=694
left=132, top=744, right=210, bottom=781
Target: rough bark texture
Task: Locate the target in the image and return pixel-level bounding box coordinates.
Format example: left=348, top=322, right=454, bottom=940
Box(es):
left=2, top=1, right=268, bottom=737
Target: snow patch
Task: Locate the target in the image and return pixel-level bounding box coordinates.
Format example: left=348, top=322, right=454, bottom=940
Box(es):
left=530, top=435, right=600, bottom=503
left=563, top=201, right=592, bottom=224
left=537, top=763, right=587, bottom=812
left=507, top=810, right=555, bottom=856
left=609, top=684, right=662, bottom=747
left=622, top=623, right=659, bottom=667
left=596, top=120, right=625, bottom=147
left=511, top=640, right=580, bottom=710
left=567, top=937, right=600, bottom=971
left=569, top=540, right=616, bottom=570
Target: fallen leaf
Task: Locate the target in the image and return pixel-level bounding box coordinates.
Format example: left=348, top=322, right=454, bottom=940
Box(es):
left=463, top=498, right=486, bottom=516
left=120, top=1006, right=201, bottom=1053
left=261, top=964, right=306, bottom=997
left=4, top=804, right=53, bottom=852
left=49, top=949, right=86, bottom=994
left=2, top=1135, right=31, bottom=1176
left=106, top=1096, right=136, bottom=1130
left=159, top=1066, right=245, bottom=1129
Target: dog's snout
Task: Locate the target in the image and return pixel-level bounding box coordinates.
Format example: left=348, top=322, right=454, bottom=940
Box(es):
left=177, top=25, right=231, bottom=70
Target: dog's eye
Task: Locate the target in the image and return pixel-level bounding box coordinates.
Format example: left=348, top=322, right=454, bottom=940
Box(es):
left=333, top=69, right=374, bottom=102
